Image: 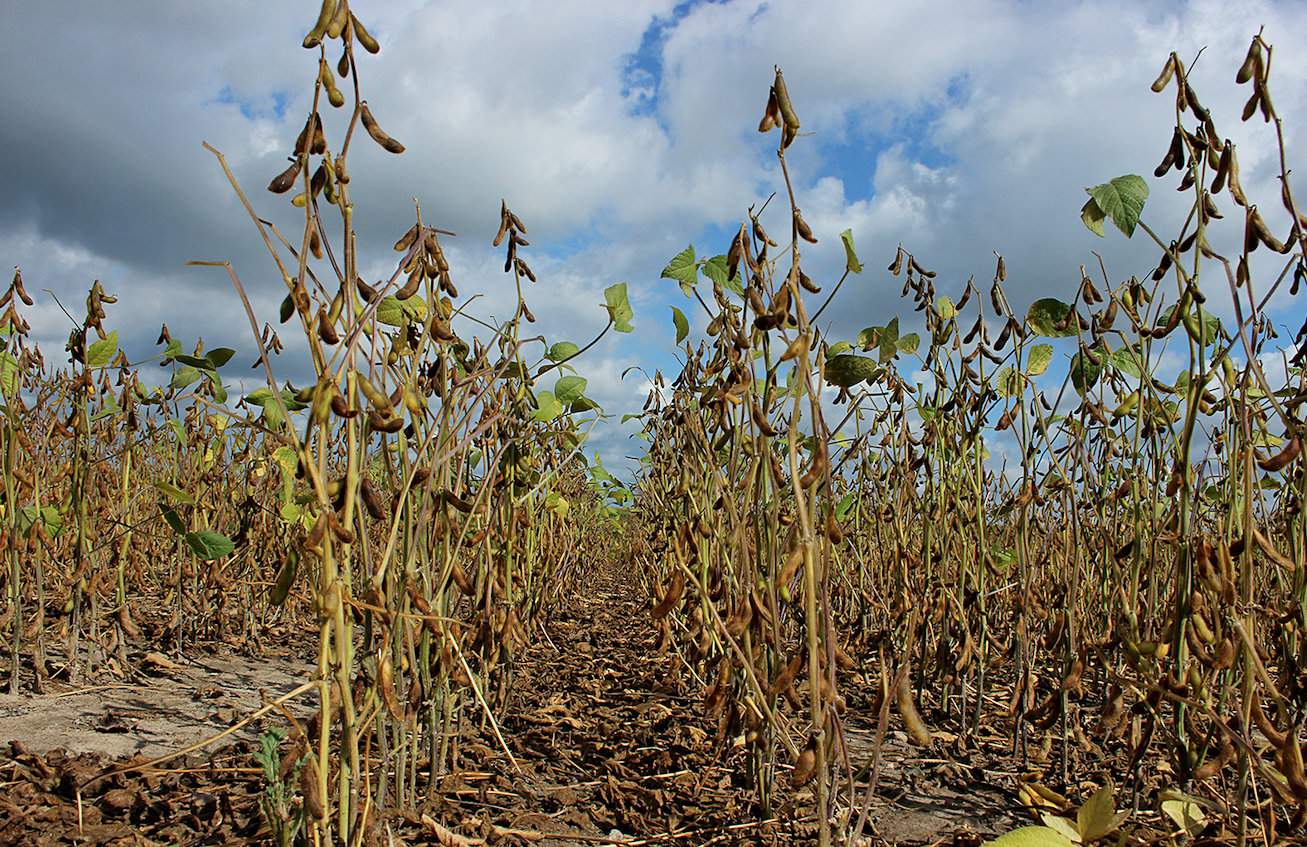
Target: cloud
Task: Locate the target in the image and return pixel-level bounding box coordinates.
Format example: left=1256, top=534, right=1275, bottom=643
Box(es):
left=4, top=0, right=1306, bottom=478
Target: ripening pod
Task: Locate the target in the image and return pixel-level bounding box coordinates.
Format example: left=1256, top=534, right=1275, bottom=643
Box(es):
left=310, top=378, right=337, bottom=426
left=1150, top=54, right=1176, bottom=92
left=319, top=58, right=344, bottom=108
left=268, top=551, right=297, bottom=606
left=303, top=0, right=337, bottom=49
left=351, top=13, right=381, bottom=53
left=402, top=384, right=423, bottom=416
left=360, top=102, right=405, bottom=154
left=778, top=335, right=807, bottom=364
left=358, top=373, right=393, bottom=416
left=772, top=67, right=800, bottom=147
left=758, top=86, right=781, bottom=133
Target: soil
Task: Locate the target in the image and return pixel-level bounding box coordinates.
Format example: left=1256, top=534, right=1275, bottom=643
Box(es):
left=0, top=565, right=1019, bottom=846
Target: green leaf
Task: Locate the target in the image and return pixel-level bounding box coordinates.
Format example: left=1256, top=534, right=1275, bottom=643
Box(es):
left=1085, top=175, right=1148, bottom=237
left=896, top=332, right=920, bottom=354
left=18, top=505, right=64, bottom=538
left=824, top=354, right=879, bottom=388
left=671, top=306, right=689, bottom=344
left=205, top=348, right=236, bottom=369
left=1109, top=344, right=1144, bottom=378
left=544, top=491, right=569, bottom=518
left=590, top=460, right=615, bottom=484
left=1027, top=299, right=1079, bottom=338
left=1080, top=198, right=1106, bottom=237
left=604, top=283, right=634, bottom=333
left=701, top=254, right=742, bottom=296
left=202, top=368, right=227, bottom=404
left=185, top=530, right=235, bottom=561
left=937, top=296, right=957, bottom=320
left=984, top=826, right=1076, bottom=847
left=877, top=317, right=901, bottom=363
left=167, top=419, right=185, bottom=442
left=835, top=493, right=856, bottom=522
left=661, top=245, right=698, bottom=293
left=86, top=331, right=118, bottom=368
left=827, top=341, right=854, bottom=359
left=996, top=366, right=1026, bottom=398
left=547, top=341, right=580, bottom=363
left=1077, top=784, right=1126, bottom=843
left=0, top=351, right=18, bottom=396
left=532, top=390, right=562, bottom=422
left=376, top=294, right=428, bottom=327
left=840, top=229, right=863, bottom=274
left=1038, top=816, right=1082, bottom=844
left=1026, top=344, right=1054, bottom=376
left=555, top=375, right=587, bottom=405
left=1159, top=794, right=1206, bottom=836
left=153, top=481, right=195, bottom=505
left=171, top=365, right=202, bottom=391
left=160, top=505, right=186, bottom=536
left=570, top=394, right=601, bottom=413
left=1070, top=348, right=1104, bottom=396
left=172, top=354, right=212, bottom=369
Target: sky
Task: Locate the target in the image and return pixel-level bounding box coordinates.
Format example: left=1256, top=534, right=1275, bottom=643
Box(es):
left=3, top=0, right=1306, bottom=479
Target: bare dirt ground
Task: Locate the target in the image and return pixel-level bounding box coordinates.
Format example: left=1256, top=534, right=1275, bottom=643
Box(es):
left=0, top=648, right=311, bottom=761
left=0, top=567, right=1017, bottom=846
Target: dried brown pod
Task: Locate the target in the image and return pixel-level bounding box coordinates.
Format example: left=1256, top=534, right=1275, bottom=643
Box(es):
left=268, top=157, right=303, bottom=194
left=328, top=390, right=352, bottom=418
left=895, top=665, right=933, bottom=745
left=1258, top=435, right=1301, bottom=472
left=790, top=740, right=817, bottom=787
left=795, top=210, right=817, bottom=244
left=300, top=756, right=325, bottom=820
left=395, top=268, right=422, bottom=300
left=360, top=102, right=405, bottom=154
left=651, top=568, right=684, bottom=619
left=1237, top=41, right=1261, bottom=85
left=394, top=222, right=420, bottom=253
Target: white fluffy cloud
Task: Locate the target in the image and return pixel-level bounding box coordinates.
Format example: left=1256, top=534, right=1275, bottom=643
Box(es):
left=3, top=0, right=1305, bottom=475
